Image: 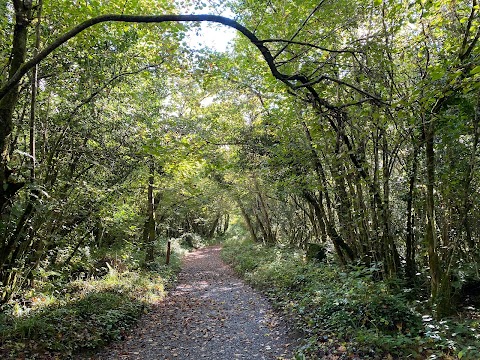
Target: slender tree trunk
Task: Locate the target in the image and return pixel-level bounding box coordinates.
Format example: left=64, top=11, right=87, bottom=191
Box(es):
left=332, top=131, right=357, bottom=254
left=253, top=177, right=275, bottom=244
left=253, top=207, right=269, bottom=244
left=371, top=128, right=382, bottom=264
left=24, top=0, right=43, bottom=287
left=424, top=115, right=441, bottom=305
left=354, top=177, right=371, bottom=262
left=303, top=190, right=355, bottom=264
left=406, top=141, right=419, bottom=281
left=301, top=121, right=332, bottom=244
left=63, top=230, right=91, bottom=267
left=223, top=213, right=229, bottom=233
left=381, top=129, right=400, bottom=276
left=461, top=93, right=479, bottom=250
left=29, top=0, right=42, bottom=182
left=144, top=158, right=155, bottom=263
left=237, top=199, right=258, bottom=242
left=208, top=213, right=220, bottom=239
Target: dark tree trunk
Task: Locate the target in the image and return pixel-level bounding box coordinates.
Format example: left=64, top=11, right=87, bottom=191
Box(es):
left=144, top=159, right=156, bottom=263
left=406, top=141, right=419, bottom=282
left=237, top=199, right=258, bottom=242
left=208, top=214, right=220, bottom=239
left=0, top=0, right=32, bottom=210
left=424, top=115, right=441, bottom=306
left=461, top=93, right=479, bottom=250
left=303, top=190, right=355, bottom=264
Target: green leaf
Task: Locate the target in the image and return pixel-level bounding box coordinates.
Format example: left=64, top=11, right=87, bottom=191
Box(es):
left=470, top=66, right=480, bottom=75
left=430, top=68, right=445, bottom=81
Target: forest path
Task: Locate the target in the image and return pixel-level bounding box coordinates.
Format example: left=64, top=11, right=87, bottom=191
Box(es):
left=85, top=245, right=299, bottom=359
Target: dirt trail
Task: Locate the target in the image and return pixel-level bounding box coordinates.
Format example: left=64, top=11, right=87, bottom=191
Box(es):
left=85, top=245, right=299, bottom=359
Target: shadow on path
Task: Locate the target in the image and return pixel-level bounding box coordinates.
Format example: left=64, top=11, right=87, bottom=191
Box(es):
left=84, top=245, right=300, bottom=360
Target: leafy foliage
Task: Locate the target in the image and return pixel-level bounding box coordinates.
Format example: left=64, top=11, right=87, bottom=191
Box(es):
left=222, top=234, right=480, bottom=359
left=0, top=239, right=183, bottom=359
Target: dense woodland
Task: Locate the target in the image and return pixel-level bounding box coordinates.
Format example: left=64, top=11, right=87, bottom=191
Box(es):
left=0, top=0, right=480, bottom=358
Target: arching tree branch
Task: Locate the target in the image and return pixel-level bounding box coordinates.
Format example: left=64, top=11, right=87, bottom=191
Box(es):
left=0, top=13, right=380, bottom=102
left=0, top=14, right=300, bottom=101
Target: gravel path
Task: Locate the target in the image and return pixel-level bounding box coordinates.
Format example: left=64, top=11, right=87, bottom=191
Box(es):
left=85, top=245, right=299, bottom=359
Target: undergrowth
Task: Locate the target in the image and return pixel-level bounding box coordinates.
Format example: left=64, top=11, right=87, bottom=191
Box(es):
left=222, top=237, right=480, bottom=359
left=0, top=237, right=187, bottom=359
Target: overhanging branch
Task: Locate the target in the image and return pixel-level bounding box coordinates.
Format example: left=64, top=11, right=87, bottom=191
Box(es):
left=0, top=14, right=299, bottom=101
left=0, top=13, right=382, bottom=104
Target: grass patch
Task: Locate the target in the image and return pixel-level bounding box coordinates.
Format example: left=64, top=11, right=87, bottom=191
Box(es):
left=0, top=240, right=185, bottom=359
left=222, top=237, right=480, bottom=359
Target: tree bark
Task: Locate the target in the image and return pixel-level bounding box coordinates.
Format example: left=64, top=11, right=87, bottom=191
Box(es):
left=144, top=158, right=156, bottom=263
left=424, top=115, right=441, bottom=304
left=237, top=199, right=258, bottom=242
left=405, top=140, right=419, bottom=281
left=0, top=0, right=32, bottom=209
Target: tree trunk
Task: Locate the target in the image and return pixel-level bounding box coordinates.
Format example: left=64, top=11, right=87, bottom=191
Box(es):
left=461, top=93, right=479, bottom=251
left=237, top=199, right=259, bottom=242
left=144, top=158, right=156, bottom=263
left=381, top=129, right=400, bottom=276
left=253, top=177, right=276, bottom=244
left=207, top=213, right=220, bottom=239
left=303, top=190, right=355, bottom=264
left=424, top=115, right=441, bottom=307
left=332, top=131, right=357, bottom=254
left=0, top=0, right=32, bottom=209
left=406, top=141, right=419, bottom=282
left=354, top=176, right=371, bottom=262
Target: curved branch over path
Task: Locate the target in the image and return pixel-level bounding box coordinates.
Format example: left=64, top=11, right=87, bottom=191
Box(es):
left=0, top=14, right=305, bottom=101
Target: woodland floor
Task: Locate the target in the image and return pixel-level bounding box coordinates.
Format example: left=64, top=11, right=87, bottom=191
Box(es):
left=81, top=245, right=300, bottom=360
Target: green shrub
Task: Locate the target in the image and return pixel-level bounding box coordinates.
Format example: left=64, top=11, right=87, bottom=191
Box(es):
left=222, top=238, right=422, bottom=358
left=223, top=238, right=480, bottom=358
left=1, top=288, right=145, bottom=357
left=0, top=243, right=181, bottom=359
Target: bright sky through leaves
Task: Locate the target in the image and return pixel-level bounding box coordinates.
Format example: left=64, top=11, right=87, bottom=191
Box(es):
left=175, top=1, right=237, bottom=52
left=186, top=21, right=236, bottom=52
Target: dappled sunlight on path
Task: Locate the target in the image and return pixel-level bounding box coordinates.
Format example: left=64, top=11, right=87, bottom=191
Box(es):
left=83, top=245, right=299, bottom=360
